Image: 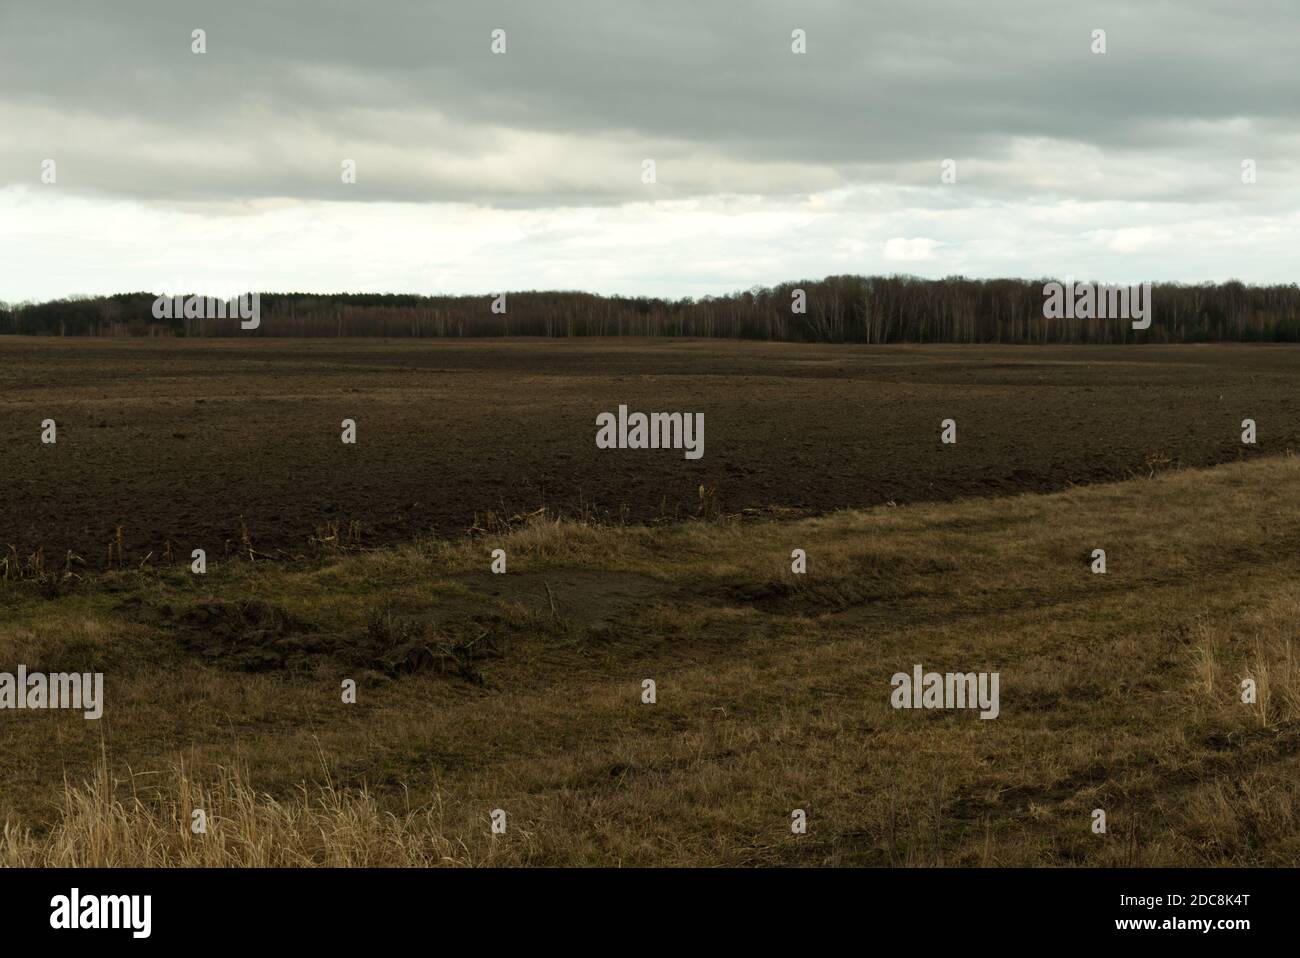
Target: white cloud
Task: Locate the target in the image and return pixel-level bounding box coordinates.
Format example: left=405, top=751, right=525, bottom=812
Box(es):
left=883, top=237, right=940, bottom=262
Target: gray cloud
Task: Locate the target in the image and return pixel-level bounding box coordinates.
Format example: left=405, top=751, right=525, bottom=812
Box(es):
left=4, top=0, right=1299, bottom=206
left=4, top=1, right=1299, bottom=302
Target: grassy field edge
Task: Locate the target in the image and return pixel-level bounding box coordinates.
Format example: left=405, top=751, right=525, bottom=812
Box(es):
left=2, top=454, right=1298, bottom=866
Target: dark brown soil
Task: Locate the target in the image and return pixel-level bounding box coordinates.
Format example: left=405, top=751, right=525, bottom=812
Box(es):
left=2, top=337, right=1297, bottom=567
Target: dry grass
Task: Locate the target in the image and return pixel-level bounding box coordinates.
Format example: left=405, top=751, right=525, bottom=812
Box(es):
left=3, top=455, right=1300, bottom=866
left=2, top=754, right=480, bottom=867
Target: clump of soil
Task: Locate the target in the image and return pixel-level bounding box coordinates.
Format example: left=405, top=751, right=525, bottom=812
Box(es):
left=158, top=599, right=331, bottom=672
left=358, top=609, right=503, bottom=685
left=115, top=597, right=504, bottom=681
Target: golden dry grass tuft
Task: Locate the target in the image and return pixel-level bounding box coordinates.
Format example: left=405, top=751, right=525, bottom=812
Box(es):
left=2, top=755, right=483, bottom=867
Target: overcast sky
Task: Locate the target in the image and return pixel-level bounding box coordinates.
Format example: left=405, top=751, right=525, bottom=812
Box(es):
left=2, top=0, right=1298, bottom=302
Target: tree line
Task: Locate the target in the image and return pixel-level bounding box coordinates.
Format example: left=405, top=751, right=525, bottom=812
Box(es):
left=4, top=276, right=1300, bottom=343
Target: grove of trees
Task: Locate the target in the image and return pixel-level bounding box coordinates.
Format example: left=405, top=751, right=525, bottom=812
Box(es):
left=5, top=276, right=1300, bottom=343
